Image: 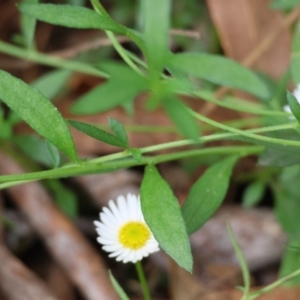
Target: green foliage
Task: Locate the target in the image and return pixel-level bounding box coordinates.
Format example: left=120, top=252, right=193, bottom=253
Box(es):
left=291, top=21, right=300, bottom=84
left=271, top=0, right=300, bottom=10
left=71, top=63, right=148, bottom=114
left=242, top=181, right=265, bottom=208
left=109, top=271, right=130, bottom=300
left=14, top=135, right=61, bottom=168
left=287, top=91, right=300, bottom=122
left=0, top=70, right=78, bottom=162
left=108, top=117, right=129, bottom=147
left=2, top=0, right=300, bottom=293
left=20, top=0, right=39, bottom=48
left=47, top=180, right=78, bottom=218
left=68, top=120, right=128, bottom=148
left=182, top=156, right=238, bottom=234
left=18, top=3, right=143, bottom=47
left=258, top=146, right=300, bottom=167
left=167, top=53, right=271, bottom=100
left=162, top=96, right=200, bottom=139
left=31, top=69, right=71, bottom=100
left=141, top=164, right=193, bottom=272
left=143, top=0, right=170, bottom=81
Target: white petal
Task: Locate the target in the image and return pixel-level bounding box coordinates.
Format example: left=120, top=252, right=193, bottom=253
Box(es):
left=102, top=244, right=122, bottom=252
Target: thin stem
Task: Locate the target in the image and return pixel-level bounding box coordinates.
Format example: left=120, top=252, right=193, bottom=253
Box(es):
left=0, top=145, right=263, bottom=186
left=0, top=40, right=108, bottom=78
left=90, top=0, right=143, bottom=75
left=135, top=261, right=151, bottom=300
left=248, top=267, right=300, bottom=300
left=189, top=109, right=300, bottom=148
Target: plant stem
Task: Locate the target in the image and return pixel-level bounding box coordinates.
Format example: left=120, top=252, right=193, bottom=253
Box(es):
left=0, top=145, right=263, bottom=186
left=0, top=40, right=108, bottom=78
left=135, top=261, right=151, bottom=300
left=90, top=0, right=143, bottom=75
left=189, top=109, right=300, bottom=148
left=248, top=267, right=300, bottom=300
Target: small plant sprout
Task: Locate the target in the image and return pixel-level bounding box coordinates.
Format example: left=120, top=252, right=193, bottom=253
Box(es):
left=94, top=193, right=159, bottom=263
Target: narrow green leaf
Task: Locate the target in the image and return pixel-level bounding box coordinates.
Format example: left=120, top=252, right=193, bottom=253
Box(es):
left=163, top=96, right=199, bottom=139
left=0, top=70, right=77, bottom=162
left=68, top=120, right=127, bottom=148
left=14, top=135, right=61, bottom=167
left=242, top=181, right=265, bottom=208
left=287, top=91, right=300, bottom=122
left=143, top=0, right=170, bottom=79
left=47, top=180, right=78, bottom=218
left=46, top=140, right=61, bottom=168
left=31, top=69, right=71, bottom=100
left=109, top=271, right=130, bottom=300
left=258, top=146, right=300, bottom=167
left=71, top=66, right=147, bottom=114
left=182, top=156, right=238, bottom=234
left=20, top=0, right=39, bottom=48
left=108, top=118, right=129, bottom=147
left=291, top=21, right=300, bottom=84
left=227, top=225, right=251, bottom=295
left=271, top=0, right=300, bottom=10
left=18, top=4, right=143, bottom=47
left=19, top=4, right=124, bottom=32
left=141, top=164, right=193, bottom=272
left=167, top=53, right=270, bottom=100
left=279, top=242, right=300, bottom=285
left=275, top=190, right=300, bottom=240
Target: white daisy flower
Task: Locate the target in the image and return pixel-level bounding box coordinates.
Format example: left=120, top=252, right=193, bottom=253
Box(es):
left=284, top=83, right=300, bottom=116
left=94, top=193, right=160, bottom=263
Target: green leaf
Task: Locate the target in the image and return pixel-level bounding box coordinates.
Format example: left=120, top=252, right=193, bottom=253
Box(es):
left=163, top=96, right=200, bottom=139
left=109, top=271, right=130, bottom=300
left=287, top=91, right=300, bottom=122
left=279, top=241, right=300, bottom=285
left=242, top=181, right=265, bottom=208
left=143, top=0, right=170, bottom=80
left=18, top=4, right=143, bottom=47
left=271, top=0, right=300, bottom=10
left=258, top=146, right=300, bottom=167
left=13, top=135, right=61, bottom=168
left=182, top=156, right=238, bottom=234
left=0, top=70, right=77, bottom=162
left=141, top=164, right=193, bottom=272
left=291, top=21, right=300, bottom=84
left=108, top=118, right=129, bottom=147
left=20, top=0, right=39, bottom=48
left=46, top=140, right=61, bottom=168
left=19, top=4, right=124, bottom=32
left=71, top=65, right=148, bottom=114
left=47, top=180, right=78, bottom=218
left=68, top=120, right=127, bottom=148
left=167, top=53, right=270, bottom=100
left=31, top=69, right=71, bottom=100
left=275, top=190, right=300, bottom=240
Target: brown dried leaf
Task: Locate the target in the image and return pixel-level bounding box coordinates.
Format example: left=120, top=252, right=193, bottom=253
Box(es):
left=206, top=0, right=291, bottom=79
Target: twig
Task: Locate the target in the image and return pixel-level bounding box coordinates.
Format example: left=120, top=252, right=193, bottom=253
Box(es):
left=0, top=245, right=58, bottom=300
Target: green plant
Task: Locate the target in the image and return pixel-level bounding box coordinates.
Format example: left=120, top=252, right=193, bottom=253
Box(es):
left=1, top=0, right=300, bottom=298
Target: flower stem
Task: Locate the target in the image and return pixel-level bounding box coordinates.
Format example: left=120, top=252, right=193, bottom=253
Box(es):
left=135, top=261, right=151, bottom=300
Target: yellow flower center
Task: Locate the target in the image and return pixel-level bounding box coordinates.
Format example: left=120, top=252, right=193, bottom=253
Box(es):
left=118, top=221, right=151, bottom=249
